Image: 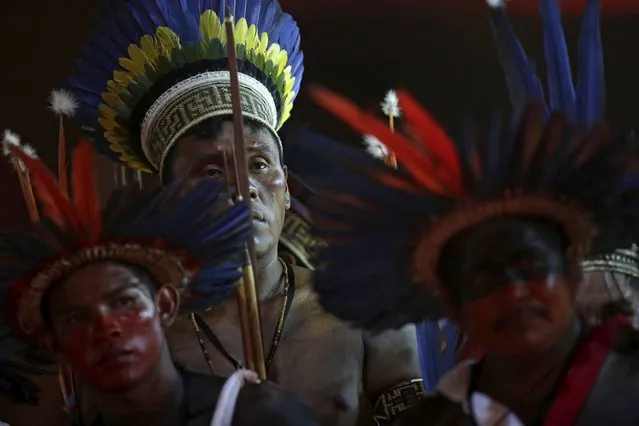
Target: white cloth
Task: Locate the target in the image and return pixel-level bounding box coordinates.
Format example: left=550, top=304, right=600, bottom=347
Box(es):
left=436, top=360, right=524, bottom=426
left=210, top=369, right=261, bottom=426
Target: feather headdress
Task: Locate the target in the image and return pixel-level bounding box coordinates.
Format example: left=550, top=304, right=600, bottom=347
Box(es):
left=66, top=0, right=304, bottom=179
left=487, top=0, right=639, bottom=276
left=488, top=0, right=604, bottom=125
left=0, top=140, right=251, bottom=341
left=300, top=87, right=639, bottom=330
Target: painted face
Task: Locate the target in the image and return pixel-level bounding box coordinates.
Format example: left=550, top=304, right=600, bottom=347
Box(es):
left=170, top=121, right=290, bottom=258
left=438, top=218, right=577, bottom=356
left=47, top=262, right=164, bottom=392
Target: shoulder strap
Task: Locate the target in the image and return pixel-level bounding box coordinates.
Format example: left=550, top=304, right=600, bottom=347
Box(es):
left=543, top=315, right=628, bottom=426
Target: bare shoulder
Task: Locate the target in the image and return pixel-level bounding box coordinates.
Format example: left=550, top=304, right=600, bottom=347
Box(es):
left=287, top=265, right=346, bottom=332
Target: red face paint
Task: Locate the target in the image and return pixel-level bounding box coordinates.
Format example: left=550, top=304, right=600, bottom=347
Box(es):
left=48, top=262, right=165, bottom=392
left=459, top=276, right=573, bottom=356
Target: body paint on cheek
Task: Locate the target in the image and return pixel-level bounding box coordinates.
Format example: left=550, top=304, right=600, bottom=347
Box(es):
left=460, top=276, right=572, bottom=355
left=60, top=305, right=164, bottom=392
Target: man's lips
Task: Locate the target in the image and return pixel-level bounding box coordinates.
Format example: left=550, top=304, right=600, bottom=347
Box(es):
left=493, top=306, right=549, bottom=332
left=96, top=348, right=135, bottom=367
left=251, top=210, right=266, bottom=222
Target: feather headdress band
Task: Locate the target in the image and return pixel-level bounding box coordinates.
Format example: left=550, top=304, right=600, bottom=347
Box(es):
left=299, top=87, right=639, bottom=330
left=66, top=0, right=303, bottom=179
left=276, top=126, right=333, bottom=269
left=0, top=140, right=251, bottom=340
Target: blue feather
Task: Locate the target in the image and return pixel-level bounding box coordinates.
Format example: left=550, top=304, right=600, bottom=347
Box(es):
left=575, top=0, right=604, bottom=126
left=488, top=4, right=546, bottom=113
left=539, top=0, right=576, bottom=119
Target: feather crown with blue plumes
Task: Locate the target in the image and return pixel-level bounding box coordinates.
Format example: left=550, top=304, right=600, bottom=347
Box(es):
left=0, top=140, right=251, bottom=343
left=487, top=0, right=604, bottom=126
left=301, top=87, right=639, bottom=331
left=487, top=0, right=639, bottom=270
left=66, top=0, right=303, bottom=180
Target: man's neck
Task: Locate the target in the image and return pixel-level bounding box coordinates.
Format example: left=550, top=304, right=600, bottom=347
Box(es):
left=255, top=248, right=284, bottom=301
left=477, top=317, right=582, bottom=415
left=91, top=352, right=183, bottom=425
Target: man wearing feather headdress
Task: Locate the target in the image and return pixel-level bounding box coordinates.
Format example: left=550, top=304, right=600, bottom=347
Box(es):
left=302, top=76, right=639, bottom=426
left=51, top=0, right=424, bottom=425
left=294, top=0, right=639, bottom=422
left=487, top=0, right=639, bottom=328
left=0, top=140, right=319, bottom=426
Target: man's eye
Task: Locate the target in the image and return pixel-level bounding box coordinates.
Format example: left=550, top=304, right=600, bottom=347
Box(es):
left=63, top=313, right=85, bottom=327
left=252, top=160, right=267, bottom=170
left=114, top=296, right=136, bottom=308
left=203, top=167, right=223, bottom=177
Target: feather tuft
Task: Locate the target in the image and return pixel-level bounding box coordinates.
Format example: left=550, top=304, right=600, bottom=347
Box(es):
left=486, top=0, right=507, bottom=8
left=2, top=130, right=21, bottom=156
left=22, top=145, right=38, bottom=159
left=381, top=90, right=401, bottom=118
left=363, top=135, right=389, bottom=159
left=48, top=89, right=78, bottom=118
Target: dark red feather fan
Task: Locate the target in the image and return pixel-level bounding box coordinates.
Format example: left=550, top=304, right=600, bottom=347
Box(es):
left=9, top=140, right=102, bottom=242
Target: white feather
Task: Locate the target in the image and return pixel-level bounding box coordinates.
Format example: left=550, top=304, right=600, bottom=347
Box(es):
left=363, top=135, right=389, bottom=159
left=48, top=89, right=78, bottom=117
left=381, top=90, right=401, bottom=118
left=2, top=129, right=21, bottom=156
left=22, top=144, right=39, bottom=159
left=486, top=0, right=507, bottom=8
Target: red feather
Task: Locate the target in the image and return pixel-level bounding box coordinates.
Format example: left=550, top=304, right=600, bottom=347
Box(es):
left=10, top=146, right=81, bottom=232
left=309, top=86, right=461, bottom=196
left=396, top=90, right=463, bottom=188
left=71, top=140, right=102, bottom=242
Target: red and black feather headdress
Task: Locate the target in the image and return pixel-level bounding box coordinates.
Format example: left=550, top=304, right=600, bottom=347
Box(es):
left=299, top=88, right=639, bottom=331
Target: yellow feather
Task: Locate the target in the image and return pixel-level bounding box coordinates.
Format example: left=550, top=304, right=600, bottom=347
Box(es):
left=102, top=91, right=122, bottom=108
left=119, top=57, right=144, bottom=76
left=113, top=70, right=134, bottom=88
left=156, top=27, right=181, bottom=53
left=128, top=45, right=149, bottom=67
left=256, top=32, right=269, bottom=55
left=140, top=35, right=159, bottom=58
left=199, top=11, right=223, bottom=41
left=234, top=19, right=248, bottom=45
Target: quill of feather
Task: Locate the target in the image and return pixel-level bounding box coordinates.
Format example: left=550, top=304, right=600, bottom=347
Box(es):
left=48, top=89, right=78, bottom=197
left=1, top=130, right=40, bottom=221
left=378, top=90, right=401, bottom=168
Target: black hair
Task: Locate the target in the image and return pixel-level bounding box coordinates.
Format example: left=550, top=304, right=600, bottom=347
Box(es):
left=233, top=381, right=319, bottom=426
left=162, top=116, right=281, bottom=183
left=40, top=260, right=159, bottom=329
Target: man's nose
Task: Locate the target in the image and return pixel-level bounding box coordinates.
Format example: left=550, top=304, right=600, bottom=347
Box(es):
left=92, top=310, right=122, bottom=338
left=249, top=182, right=259, bottom=200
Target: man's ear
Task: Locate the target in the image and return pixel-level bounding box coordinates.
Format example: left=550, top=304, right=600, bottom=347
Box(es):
left=156, top=284, right=180, bottom=327
left=283, top=165, right=291, bottom=210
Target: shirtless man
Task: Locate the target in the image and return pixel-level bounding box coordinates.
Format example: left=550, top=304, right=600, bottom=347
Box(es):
left=60, top=0, right=423, bottom=425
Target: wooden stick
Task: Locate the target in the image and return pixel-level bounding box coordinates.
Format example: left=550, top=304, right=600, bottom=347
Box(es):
left=13, top=161, right=39, bottom=222
left=388, top=116, right=398, bottom=169
left=225, top=6, right=267, bottom=379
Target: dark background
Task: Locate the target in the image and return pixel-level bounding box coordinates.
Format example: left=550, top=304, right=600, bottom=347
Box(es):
left=1, top=0, right=638, bottom=229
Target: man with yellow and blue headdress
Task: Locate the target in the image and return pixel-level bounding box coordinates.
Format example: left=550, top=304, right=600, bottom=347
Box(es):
left=59, top=1, right=424, bottom=425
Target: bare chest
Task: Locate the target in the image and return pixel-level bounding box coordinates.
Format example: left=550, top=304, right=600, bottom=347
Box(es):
left=167, top=297, right=366, bottom=426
